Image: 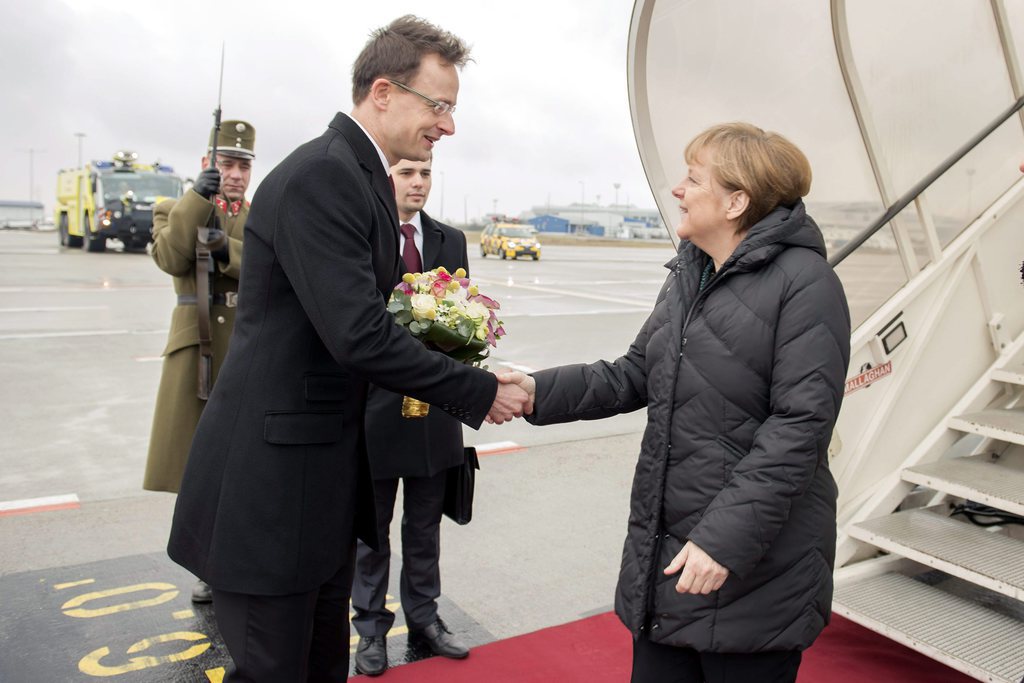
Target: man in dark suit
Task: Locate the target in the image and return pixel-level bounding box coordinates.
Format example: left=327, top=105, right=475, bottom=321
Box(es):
left=167, top=15, right=529, bottom=682
left=352, top=157, right=470, bottom=676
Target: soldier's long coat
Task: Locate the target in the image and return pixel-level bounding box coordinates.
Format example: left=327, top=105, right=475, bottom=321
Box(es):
left=142, top=190, right=247, bottom=493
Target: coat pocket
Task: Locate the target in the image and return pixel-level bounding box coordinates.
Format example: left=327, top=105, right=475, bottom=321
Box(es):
left=716, top=435, right=747, bottom=484
left=264, top=411, right=343, bottom=445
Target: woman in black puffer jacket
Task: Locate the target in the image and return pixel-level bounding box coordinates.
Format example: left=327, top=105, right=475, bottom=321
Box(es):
left=505, top=123, right=850, bottom=682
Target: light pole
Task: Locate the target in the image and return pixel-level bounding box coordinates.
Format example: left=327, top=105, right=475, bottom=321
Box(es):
left=578, top=180, right=585, bottom=234
left=492, top=198, right=498, bottom=217
left=75, top=132, right=87, bottom=168
left=74, top=133, right=86, bottom=231
left=18, top=148, right=45, bottom=202
left=613, top=182, right=620, bottom=206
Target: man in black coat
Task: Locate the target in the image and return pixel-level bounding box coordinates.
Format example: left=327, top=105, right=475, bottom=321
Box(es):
left=167, top=16, right=529, bottom=682
left=352, top=156, right=470, bottom=675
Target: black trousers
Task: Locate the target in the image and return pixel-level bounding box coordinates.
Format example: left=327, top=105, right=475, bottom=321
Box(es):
left=211, top=545, right=356, bottom=683
left=631, top=635, right=802, bottom=683
left=350, top=469, right=447, bottom=636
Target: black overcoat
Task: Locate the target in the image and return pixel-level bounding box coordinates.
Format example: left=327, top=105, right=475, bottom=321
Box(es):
left=364, top=212, right=469, bottom=480
left=167, top=114, right=497, bottom=596
left=528, top=201, right=851, bottom=652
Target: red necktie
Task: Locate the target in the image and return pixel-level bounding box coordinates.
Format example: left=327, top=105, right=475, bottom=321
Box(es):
left=400, top=223, right=422, bottom=273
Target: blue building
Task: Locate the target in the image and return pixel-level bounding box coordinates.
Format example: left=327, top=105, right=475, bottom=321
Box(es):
left=527, top=214, right=571, bottom=233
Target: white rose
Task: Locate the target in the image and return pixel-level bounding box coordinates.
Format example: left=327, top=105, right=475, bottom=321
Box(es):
left=445, top=287, right=468, bottom=303
left=465, top=301, right=489, bottom=320
left=410, top=294, right=437, bottom=321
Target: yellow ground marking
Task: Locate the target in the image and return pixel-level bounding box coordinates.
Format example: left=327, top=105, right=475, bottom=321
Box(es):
left=62, top=583, right=180, bottom=618
left=205, top=667, right=225, bottom=682
left=54, top=578, right=95, bottom=590
left=79, top=632, right=210, bottom=676
left=172, top=609, right=194, bottom=620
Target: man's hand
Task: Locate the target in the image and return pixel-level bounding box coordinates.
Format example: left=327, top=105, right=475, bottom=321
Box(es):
left=486, top=376, right=530, bottom=425
left=664, top=541, right=729, bottom=595
left=194, top=167, right=221, bottom=200
left=494, top=370, right=535, bottom=416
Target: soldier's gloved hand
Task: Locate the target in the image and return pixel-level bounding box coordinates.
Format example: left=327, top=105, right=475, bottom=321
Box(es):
left=212, top=243, right=230, bottom=264
left=193, top=167, right=221, bottom=200
left=201, top=227, right=228, bottom=251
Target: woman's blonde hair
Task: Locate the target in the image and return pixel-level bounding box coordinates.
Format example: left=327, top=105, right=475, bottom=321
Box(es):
left=685, top=122, right=812, bottom=231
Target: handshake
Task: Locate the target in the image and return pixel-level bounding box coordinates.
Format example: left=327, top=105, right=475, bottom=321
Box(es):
left=485, top=369, right=536, bottom=425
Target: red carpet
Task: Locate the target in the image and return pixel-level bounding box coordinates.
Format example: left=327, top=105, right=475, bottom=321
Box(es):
left=356, top=612, right=976, bottom=682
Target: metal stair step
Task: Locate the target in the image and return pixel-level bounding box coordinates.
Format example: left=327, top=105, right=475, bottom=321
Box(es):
left=848, top=507, right=1024, bottom=600
left=834, top=572, right=1024, bottom=683
left=948, top=409, right=1024, bottom=446
left=992, top=365, right=1024, bottom=386
left=902, top=454, right=1024, bottom=517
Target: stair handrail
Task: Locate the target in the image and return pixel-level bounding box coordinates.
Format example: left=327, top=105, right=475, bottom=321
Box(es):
left=829, top=94, right=1024, bottom=267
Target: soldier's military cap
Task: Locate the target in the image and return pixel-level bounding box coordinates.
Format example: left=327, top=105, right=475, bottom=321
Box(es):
left=209, top=120, right=255, bottom=159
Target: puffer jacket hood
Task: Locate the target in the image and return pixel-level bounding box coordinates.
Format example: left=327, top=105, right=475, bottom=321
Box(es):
left=529, top=199, right=851, bottom=653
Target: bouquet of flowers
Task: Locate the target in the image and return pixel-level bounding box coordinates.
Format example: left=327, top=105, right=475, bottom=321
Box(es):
left=388, top=267, right=505, bottom=417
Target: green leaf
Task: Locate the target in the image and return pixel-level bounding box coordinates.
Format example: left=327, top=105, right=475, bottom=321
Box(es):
left=395, top=310, right=413, bottom=326
left=409, top=321, right=422, bottom=335
left=387, top=300, right=405, bottom=313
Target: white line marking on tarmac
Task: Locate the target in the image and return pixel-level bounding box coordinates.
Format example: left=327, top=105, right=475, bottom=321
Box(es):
left=0, top=493, right=80, bottom=516
left=0, top=329, right=168, bottom=340
left=134, top=356, right=163, bottom=362
left=0, top=306, right=109, bottom=313
left=472, top=276, right=650, bottom=308
left=0, top=284, right=168, bottom=293
left=500, top=307, right=650, bottom=318
left=529, top=279, right=665, bottom=286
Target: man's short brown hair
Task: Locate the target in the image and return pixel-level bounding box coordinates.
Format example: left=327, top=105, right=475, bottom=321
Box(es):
left=351, top=15, right=472, bottom=104
left=685, top=122, right=812, bottom=232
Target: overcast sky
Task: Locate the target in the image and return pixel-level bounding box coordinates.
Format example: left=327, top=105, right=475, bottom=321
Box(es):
left=1, top=0, right=652, bottom=223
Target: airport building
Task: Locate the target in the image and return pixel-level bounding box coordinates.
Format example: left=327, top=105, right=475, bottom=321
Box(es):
left=521, top=203, right=667, bottom=239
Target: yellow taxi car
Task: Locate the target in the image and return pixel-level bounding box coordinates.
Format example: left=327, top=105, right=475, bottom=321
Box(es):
left=479, top=222, right=541, bottom=260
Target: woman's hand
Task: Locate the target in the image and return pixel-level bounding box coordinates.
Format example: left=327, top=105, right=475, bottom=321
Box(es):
left=664, top=541, right=729, bottom=594
left=493, top=370, right=535, bottom=417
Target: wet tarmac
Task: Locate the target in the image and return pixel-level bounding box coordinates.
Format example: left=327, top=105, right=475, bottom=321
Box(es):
left=0, top=229, right=655, bottom=681
left=0, top=551, right=491, bottom=681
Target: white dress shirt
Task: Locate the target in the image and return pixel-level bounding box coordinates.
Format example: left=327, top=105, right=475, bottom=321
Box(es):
left=343, top=113, right=390, bottom=181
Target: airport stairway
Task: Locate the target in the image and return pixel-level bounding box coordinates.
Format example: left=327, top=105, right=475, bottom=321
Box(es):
left=834, top=358, right=1024, bottom=682
left=828, top=98, right=1024, bottom=682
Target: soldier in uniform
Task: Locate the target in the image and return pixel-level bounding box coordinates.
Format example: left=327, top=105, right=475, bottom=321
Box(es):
left=143, top=120, right=255, bottom=603
left=352, top=156, right=471, bottom=675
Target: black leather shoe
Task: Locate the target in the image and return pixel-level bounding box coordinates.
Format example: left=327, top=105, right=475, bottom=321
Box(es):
left=354, top=636, right=388, bottom=676
left=190, top=580, right=212, bottom=604
left=409, top=619, right=469, bottom=659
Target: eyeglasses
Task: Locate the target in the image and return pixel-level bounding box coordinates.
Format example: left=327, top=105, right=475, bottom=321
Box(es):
left=388, top=79, right=456, bottom=116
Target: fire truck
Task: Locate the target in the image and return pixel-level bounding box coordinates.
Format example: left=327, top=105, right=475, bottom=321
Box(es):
left=54, top=150, right=184, bottom=252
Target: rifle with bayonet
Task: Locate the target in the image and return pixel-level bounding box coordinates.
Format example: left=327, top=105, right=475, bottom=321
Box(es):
left=195, top=44, right=228, bottom=400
